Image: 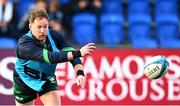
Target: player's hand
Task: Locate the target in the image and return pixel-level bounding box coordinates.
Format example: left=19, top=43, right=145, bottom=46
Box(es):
left=76, top=75, right=86, bottom=88
left=80, top=43, right=96, bottom=57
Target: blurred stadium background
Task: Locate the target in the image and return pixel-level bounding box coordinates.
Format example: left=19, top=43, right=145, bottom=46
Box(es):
left=0, top=0, right=180, bottom=105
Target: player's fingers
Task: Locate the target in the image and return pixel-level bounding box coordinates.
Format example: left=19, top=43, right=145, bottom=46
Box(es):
left=83, top=48, right=95, bottom=56
left=88, top=48, right=95, bottom=53
left=88, top=45, right=96, bottom=50
left=76, top=78, right=80, bottom=86
left=79, top=77, right=86, bottom=88
left=86, top=51, right=93, bottom=56
left=76, top=75, right=86, bottom=88
left=86, top=43, right=95, bottom=47
left=85, top=44, right=95, bottom=49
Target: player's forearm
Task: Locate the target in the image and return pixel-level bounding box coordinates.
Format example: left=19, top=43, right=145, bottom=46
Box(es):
left=74, top=64, right=84, bottom=72
left=46, top=42, right=96, bottom=64
left=47, top=50, right=82, bottom=64
left=74, top=64, right=85, bottom=76
left=70, top=58, right=82, bottom=67
left=17, top=47, right=82, bottom=64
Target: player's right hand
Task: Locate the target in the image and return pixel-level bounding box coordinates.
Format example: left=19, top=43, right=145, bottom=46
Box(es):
left=80, top=43, right=96, bottom=56
left=76, top=75, right=86, bottom=88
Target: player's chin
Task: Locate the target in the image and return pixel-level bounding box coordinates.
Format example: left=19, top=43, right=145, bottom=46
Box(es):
left=38, top=36, right=46, bottom=40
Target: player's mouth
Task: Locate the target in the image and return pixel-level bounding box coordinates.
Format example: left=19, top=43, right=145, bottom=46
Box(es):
left=39, top=34, right=46, bottom=40
left=40, top=34, right=46, bottom=38
left=40, top=35, right=45, bottom=37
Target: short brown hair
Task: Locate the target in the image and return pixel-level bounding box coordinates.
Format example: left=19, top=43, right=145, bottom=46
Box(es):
left=29, top=8, right=48, bottom=23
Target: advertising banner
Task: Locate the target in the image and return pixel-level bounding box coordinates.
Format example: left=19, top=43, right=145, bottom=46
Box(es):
left=0, top=49, right=179, bottom=105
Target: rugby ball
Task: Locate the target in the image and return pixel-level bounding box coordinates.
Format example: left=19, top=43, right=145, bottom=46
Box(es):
left=144, top=55, right=169, bottom=79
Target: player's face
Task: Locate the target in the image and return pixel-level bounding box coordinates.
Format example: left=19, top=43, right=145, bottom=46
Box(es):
left=29, top=17, right=49, bottom=41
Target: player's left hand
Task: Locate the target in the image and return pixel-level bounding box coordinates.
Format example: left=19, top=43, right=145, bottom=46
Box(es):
left=76, top=75, right=86, bottom=88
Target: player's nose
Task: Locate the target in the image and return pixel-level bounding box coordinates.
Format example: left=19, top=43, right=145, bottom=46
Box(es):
left=40, top=27, right=45, bottom=33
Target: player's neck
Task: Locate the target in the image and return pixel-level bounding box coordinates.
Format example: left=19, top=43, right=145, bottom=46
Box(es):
left=40, top=38, right=46, bottom=45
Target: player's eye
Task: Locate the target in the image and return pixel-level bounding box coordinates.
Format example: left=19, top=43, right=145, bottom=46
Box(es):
left=37, top=26, right=41, bottom=29
left=43, top=25, right=48, bottom=29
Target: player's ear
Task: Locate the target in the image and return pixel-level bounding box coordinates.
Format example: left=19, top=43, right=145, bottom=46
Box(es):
left=29, top=19, right=32, bottom=30
left=29, top=23, right=32, bottom=30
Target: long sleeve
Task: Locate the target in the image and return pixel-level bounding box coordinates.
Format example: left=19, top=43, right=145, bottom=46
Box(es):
left=16, top=35, right=69, bottom=64
left=50, top=31, right=82, bottom=66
